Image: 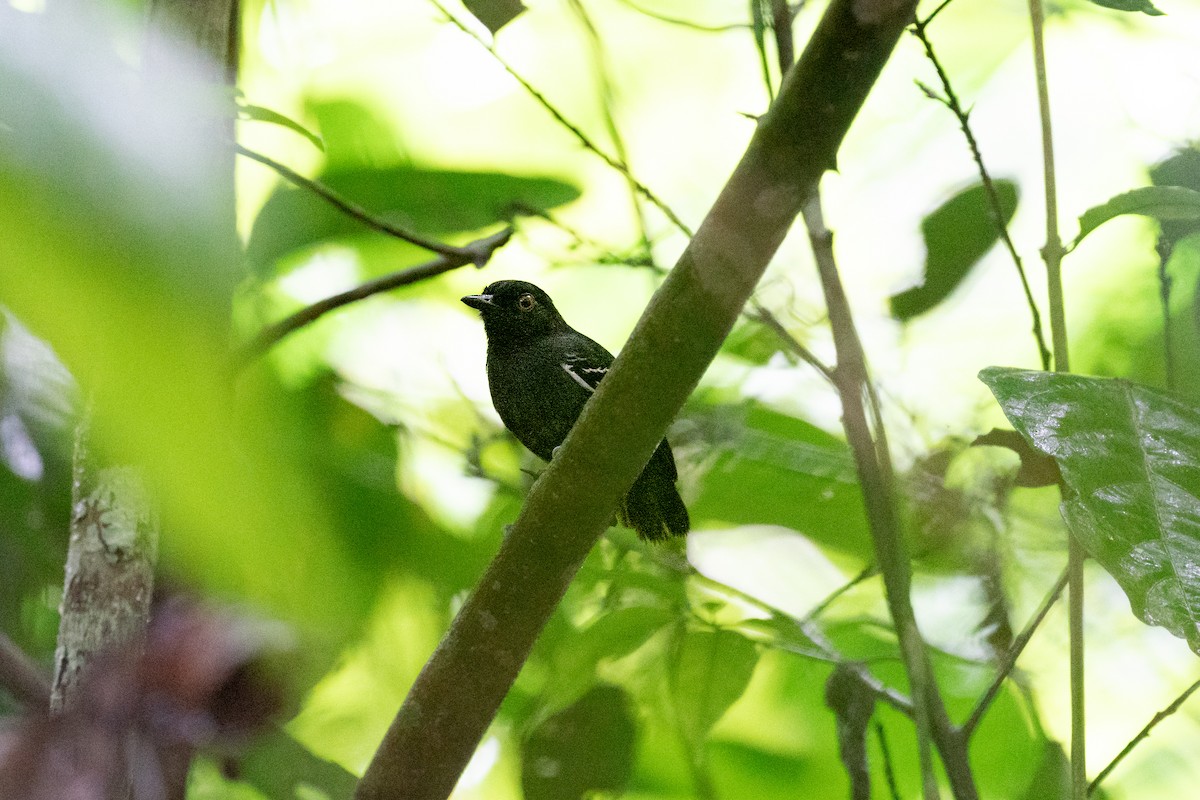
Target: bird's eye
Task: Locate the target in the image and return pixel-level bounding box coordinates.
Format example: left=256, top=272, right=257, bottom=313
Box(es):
left=517, top=293, right=536, bottom=311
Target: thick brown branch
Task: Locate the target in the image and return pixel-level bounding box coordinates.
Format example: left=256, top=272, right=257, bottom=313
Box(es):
left=355, top=1, right=921, bottom=798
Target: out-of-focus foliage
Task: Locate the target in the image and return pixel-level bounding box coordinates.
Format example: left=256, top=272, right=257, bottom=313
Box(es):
left=890, top=179, right=1019, bottom=321
left=4, top=0, right=1200, bottom=798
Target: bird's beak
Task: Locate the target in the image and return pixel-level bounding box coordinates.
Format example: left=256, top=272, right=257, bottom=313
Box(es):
left=461, top=293, right=495, bottom=311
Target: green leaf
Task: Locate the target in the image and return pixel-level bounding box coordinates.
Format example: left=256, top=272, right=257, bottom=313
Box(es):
left=689, top=403, right=872, bottom=559
left=462, top=0, right=527, bottom=33
left=1074, top=186, right=1200, bottom=247
left=237, top=102, right=325, bottom=151
left=670, top=629, right=759, bottom=748
left=522, top=684, right=637, bottom=800
left=1085, top=0, right=1165, bottom=16
left=980, top=367, right=1200, bottom=652
left=890, top=179, right=1018, bottom=321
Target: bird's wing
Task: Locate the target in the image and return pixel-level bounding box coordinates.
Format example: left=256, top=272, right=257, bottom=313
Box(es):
left=561, top=351, right=609, bottom=393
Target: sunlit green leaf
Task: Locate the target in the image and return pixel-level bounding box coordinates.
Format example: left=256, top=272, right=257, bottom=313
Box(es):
left=238, top=102, right=325, bottom=151
left=981, top=367, right=1200, bottom=652
left=670, top=628, right=759, bottom=749
left=522, top=684, right=637, bottom=800
left=890, top=179, right=1018, bottom=321
left=1074, top=186, right=1200, bottom=247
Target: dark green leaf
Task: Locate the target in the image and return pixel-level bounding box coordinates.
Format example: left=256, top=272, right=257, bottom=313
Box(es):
left=239, top=729, right=357, bottom=800
left=981, top=367, right=1200, bottom=651
left=971, top=427, right=1061, bottom=487
left=1150, top=149, right=1200, bottom=250
left=247, top=166, right=578, bottom=275
left=890, top=179, right=1018, bottom=321
left=522, top=684, right=637, bottom=800
left=1074, top=186, right=1200, bottom=247
left=462, top=0, right=527, bottom=33
left=237, top=103, right=325, bottom=151
left=670, top=629, right=759, bottom=748
left=1085, top=0, right=1165, bottom=16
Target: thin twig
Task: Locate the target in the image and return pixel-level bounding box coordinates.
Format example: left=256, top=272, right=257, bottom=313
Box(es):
left=566, top=0, right=654, bottom=261
left=689, top=571, right=914, bottom=717
left=1088, top=677, right=1200, bottom=795
left=0, top=630, right=50, bottom=709
left=747, top=300, right=836, bottom=384
left=1025, top=2, right=1081, bottom=797
left=800, top=564, right=878, bottom=624
left=235, top=227, right=512, bottom=365
left=961, top=566, right=1068, bottom=737
left=429, top=0, right=695, bottom=239
left=235, top=144, right=484, bottom=263
left=918, top=0, right=957, bottom=28
left=614, top=0, right=750, bottom=33
left=876, top=721, right=903, bottom=800
left=1156, top=241, right=1176, bottom=390
left=908, top=19, right=1051, bottom=371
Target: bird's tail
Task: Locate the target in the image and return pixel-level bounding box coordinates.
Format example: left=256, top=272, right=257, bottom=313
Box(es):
left=618, top=441, right=689, bottom=542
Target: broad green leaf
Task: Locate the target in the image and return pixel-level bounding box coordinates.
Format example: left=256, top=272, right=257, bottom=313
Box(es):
left=670, top=628, right=759, bottom=749
left=1085, top=0, right=1164, bottom=15
left=1074, top=186, right=1200, bottom=247
left=890, top=180, right=1018, bottom=321
left=1150, top=149, right=1200, bottom=250
left=238, top=102, right=325, bottom=151
left=981, top=367, right=1200, bottom=651
left=522, top=684, right=637, bottom=800
left=689, top=403, right=872, bottom=558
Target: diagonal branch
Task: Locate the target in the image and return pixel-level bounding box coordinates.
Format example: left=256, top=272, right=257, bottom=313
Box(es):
left=1088, top=677, right=1200, bottom=795
left=234, top=226, right=512, bottom=364
left=236, top=144, right=489, bottom=263
left=355, top=1, right=923, bottom=798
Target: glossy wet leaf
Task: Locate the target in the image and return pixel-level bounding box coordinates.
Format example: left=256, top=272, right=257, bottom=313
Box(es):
left=1074, top=186, right=1200, bottom=247
left=890, top=179, right=1018, bottom=321
left=981, top=367, right=1200, bottom=651
left=522, top=684, right=637, bottom=800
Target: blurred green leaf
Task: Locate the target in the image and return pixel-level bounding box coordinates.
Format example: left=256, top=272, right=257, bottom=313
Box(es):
left=670, top=628, right=759, bottom=749
left=890, top=179, right=1018, bottom=321
left=239, top=728, right=357, bottom=800
left=690, top=404, right=872, bottom=558
left=238, top=103, right=325, bottom=151
left=981, top=367, right=1200, bottom=652
left=1085, top=0, right=1164, bottom=16
left=522, top=684, right=637, bottom=800
left=1150, top=149, right=1200, bottom=250
left=463, top=0, right=527, bottom=33
left=1074, top=186, right=1200, bottom=248
left=0, top=7, right=371, bottom=660
left=824, top=664, right=875, bottom=800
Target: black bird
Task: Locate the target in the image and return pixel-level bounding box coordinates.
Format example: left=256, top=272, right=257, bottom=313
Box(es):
left=462, top=280, right=688, bottom=542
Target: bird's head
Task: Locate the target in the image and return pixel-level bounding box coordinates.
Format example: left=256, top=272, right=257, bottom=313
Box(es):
left=461, top=280, right=568, bottom=342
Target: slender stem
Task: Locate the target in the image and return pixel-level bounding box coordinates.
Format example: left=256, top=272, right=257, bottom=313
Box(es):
left=235, top=144, right=484, bottom=262
left=429, top=0, right=695, bottom=239
left=806, top=191, right=974, bottom=799
left=876, top=721, right=903, bottom=800
left=962, top=566, right=1068, bottom=737
left=234, top=227, right=512, bottom=364
left=747, top=300, right=836, bottom=384
left=1027, top=3, right=1082, bottom=798
left=0, top=630, right=50, bottom=709
left=566, top=0, right=654, bottom=260
left=909, top=19, right=1051, bottom=371
left=614, top=0, right=751, bottom=33
left=1156, top=242, right=1175, bottom=390
left=1088, top=677, right=1200, bottom=795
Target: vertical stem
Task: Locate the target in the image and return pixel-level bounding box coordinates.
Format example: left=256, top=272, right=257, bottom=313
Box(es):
left=1027, top=3, right=1083, bottom=797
